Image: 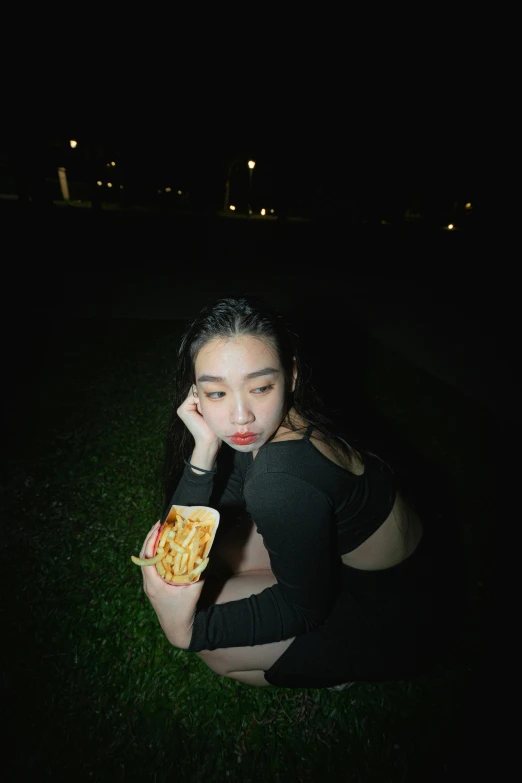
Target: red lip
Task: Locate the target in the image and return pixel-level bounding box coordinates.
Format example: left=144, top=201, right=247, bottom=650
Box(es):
left=229, top=432, right=259, bottom=445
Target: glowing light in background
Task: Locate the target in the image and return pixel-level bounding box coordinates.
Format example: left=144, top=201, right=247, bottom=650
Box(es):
left=177, top=190, right=182, bottom=195
left=248, top=160, right=256, bottom=170
left=229, top=205, right=236, bottom=211
left=69, top=140, right=78, bottom=149
left=107, top=182, right=113, bottom=188
left=465, top=202, right=472, bottom=209
left=57, top=167, right=70, bottom=200
left=260, top=208, right=266, bottom=216
left=165, top=187, right=172, bottom=193
left=96, top=181, right=102, bottom=186
left=447, top=224, right=454, bottom=230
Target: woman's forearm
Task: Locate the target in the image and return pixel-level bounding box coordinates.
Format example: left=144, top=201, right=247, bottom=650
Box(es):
left=189, top=444, right=220, bottom=475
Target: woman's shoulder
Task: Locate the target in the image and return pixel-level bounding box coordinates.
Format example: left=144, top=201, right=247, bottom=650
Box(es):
left=308, top=432, right=365, bottom=475
left=262, top=415, right=365, bottom=476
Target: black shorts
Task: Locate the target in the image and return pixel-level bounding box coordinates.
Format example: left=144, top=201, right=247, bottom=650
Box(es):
left=264, top=516, right=466, bottom=689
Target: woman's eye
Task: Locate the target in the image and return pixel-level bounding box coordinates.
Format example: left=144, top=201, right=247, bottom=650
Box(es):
left=204, top=385, right=273, bottom=400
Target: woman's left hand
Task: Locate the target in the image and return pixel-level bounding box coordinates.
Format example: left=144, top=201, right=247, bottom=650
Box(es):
left=139, top=521, right=205, bottom=650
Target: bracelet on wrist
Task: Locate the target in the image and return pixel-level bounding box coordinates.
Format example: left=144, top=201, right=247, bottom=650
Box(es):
left=184, top=459, right=217, bottom=475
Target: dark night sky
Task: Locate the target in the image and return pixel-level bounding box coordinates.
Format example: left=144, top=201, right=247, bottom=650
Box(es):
left=1, top=126, right=474, bottom=214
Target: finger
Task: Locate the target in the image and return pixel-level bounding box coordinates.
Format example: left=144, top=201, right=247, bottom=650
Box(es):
left=143, top=565, right=204, bottom=595
left=139, top=521, right=161, bottom=559
left=144, top=523, right=161, bottom=558
left=141, top=555, right=165, bottom=591
left=141, top=522, right=160, bottom=558
left=184, top=386, right=198, bottom=404
left=183, top=396, right=199, bottom=413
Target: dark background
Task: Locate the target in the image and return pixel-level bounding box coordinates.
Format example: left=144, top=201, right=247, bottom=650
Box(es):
left=1, top=133, right=511, bottom=777
left=0, top=134, right=502, bottom=416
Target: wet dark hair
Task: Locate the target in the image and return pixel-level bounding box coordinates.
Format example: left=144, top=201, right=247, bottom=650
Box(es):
left=161, top=295, right=365, bottom=512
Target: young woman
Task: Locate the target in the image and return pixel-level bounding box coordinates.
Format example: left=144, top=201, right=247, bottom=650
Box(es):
left=139, top=296, right=464, bottom=689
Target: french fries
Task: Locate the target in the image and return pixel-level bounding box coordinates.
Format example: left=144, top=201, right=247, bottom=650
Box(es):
left=131, top=506, right=219, bottom=584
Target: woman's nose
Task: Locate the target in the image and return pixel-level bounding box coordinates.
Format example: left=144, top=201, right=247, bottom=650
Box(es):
left=230, top=398, right=254, bottom=425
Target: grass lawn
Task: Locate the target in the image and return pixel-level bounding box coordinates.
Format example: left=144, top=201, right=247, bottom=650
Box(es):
left=2, top=317, right=499, bottom=781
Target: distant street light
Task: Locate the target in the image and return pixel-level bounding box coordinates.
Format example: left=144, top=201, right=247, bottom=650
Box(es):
left=248, top=160, right=255, bottom=216
left=70, top=140, right=78, bottom=149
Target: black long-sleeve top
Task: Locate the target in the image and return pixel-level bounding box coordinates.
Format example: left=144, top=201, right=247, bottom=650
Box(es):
left=169, top=426, right=396, bottom=652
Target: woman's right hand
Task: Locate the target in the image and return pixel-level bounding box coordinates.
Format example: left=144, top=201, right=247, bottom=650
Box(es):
left=177, top=387, right=221, bottom=450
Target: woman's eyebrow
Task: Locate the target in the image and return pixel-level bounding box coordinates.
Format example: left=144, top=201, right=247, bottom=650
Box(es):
left=197, top=367, right=280, bottom=383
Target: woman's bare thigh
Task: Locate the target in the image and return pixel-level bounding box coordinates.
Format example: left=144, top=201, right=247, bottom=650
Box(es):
left=196, top=519, right=292, bottom=677
left=195, top=569, right=295, bottom=675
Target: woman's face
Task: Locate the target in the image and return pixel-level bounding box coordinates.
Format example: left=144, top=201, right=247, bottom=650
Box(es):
left=194, top=334, right=296, bottom=453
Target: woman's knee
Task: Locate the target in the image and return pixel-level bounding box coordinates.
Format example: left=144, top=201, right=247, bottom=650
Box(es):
left=193, top=570, right=279, bottom=674
left=211, top=569, right=278, bottom=605
left=196, top=569, right=278, bottom=612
